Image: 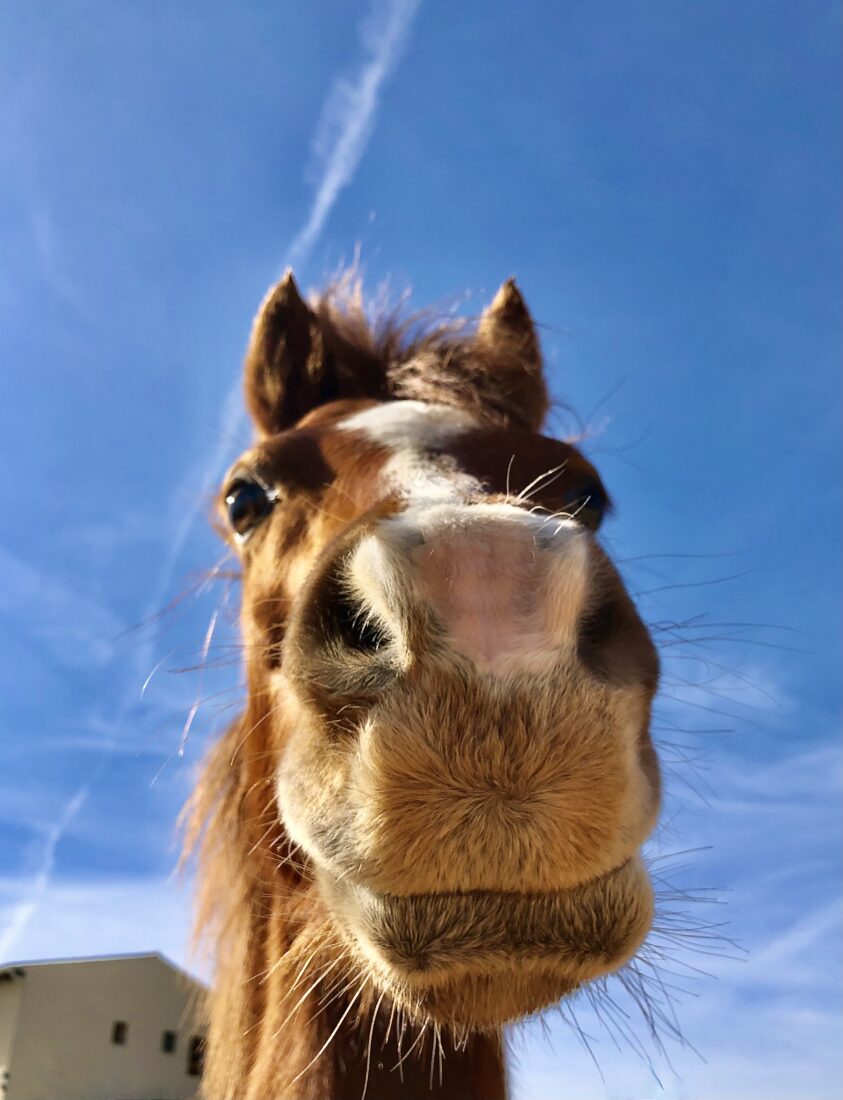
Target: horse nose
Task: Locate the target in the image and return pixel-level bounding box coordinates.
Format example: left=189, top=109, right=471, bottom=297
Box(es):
left=281, top=500, right=660, bottom=898
left=343, top=501, right=592, bottom=673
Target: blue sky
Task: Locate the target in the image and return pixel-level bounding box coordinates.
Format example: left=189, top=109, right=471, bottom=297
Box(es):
left=0, top=2, right=840, bottom=1096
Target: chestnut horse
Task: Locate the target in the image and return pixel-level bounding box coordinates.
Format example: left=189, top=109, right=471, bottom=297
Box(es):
left=188, top=271, right=661, bottom=1099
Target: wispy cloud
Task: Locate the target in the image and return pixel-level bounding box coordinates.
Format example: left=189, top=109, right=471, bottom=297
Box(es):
left=0, top=543, right=124, bottom=670
left=718, top=741, right=842, bottom=801
left=28, top=204, right=95, bottom=323
left=0, top=873, right=194, bottom=973
left=0, top=785, right=88, bottom=960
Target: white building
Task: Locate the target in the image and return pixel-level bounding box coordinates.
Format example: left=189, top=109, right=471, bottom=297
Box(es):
left=0, top=952, right=206, bottom=1100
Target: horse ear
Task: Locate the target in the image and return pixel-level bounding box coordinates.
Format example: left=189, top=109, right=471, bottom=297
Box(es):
left=243, top=271, right=326, bottom=435
left=475, top=279, right=548, bottom=431
left=243, top=270, right=386, bottom=435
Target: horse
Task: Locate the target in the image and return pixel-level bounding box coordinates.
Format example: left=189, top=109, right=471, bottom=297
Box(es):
left=186, top=270, right=662, bottom=1099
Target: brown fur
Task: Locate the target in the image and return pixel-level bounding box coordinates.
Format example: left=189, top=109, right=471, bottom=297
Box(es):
left=186, top=273, right=661, bottom=1099
left=244, top=271, right=548, bottom=436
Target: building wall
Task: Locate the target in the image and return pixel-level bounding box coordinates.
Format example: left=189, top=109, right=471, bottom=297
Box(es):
left=0, top=976, right=23, bottom=1086
left=6, top=957, right=204, bottom=1100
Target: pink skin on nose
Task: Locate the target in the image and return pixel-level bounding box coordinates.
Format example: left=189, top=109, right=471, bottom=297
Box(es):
left=415, top=525, right=550, bottom=668
left=366, top=504, right=591, bottom=675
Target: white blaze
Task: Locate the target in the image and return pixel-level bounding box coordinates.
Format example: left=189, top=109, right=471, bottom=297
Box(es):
left=340, top=399, right=482, bottom=501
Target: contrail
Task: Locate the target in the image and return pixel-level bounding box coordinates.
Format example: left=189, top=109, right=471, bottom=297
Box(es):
left=146, top=0, right=423, bottom=622
left=287, top=0, right=421, bottom=267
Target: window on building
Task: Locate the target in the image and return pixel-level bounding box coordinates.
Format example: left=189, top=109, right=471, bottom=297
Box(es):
left=187, top=1035, right=205, bottom=1077
left=111, top=1020, right=128, bottom=1045
left=161, top=1030, right=177, bottom=1053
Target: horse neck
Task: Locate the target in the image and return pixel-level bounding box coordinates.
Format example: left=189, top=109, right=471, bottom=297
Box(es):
left=203, top=865, right=508, bottom=1100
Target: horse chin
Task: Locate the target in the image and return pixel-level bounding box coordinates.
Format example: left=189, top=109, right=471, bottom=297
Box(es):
left=398, top=969, right=583, bottom=1030
left=318, top=858, right=654, bottom=1029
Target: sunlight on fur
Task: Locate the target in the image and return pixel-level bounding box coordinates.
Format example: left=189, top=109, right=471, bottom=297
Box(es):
left=181, top=271, right=710, bottom=1100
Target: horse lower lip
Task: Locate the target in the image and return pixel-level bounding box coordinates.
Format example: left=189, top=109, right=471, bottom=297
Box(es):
left=321, top=858, right=654, bottom=982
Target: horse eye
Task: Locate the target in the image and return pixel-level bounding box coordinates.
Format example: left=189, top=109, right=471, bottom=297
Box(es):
left=563, top=484, right=607, bottom=531
left=226, top=479, right=275, bottom=539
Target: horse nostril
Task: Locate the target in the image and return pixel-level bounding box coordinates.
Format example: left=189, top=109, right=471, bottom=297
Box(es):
left=334, top=595, right=391, bottom=654
left=319, top=562, right=391, bottom=656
